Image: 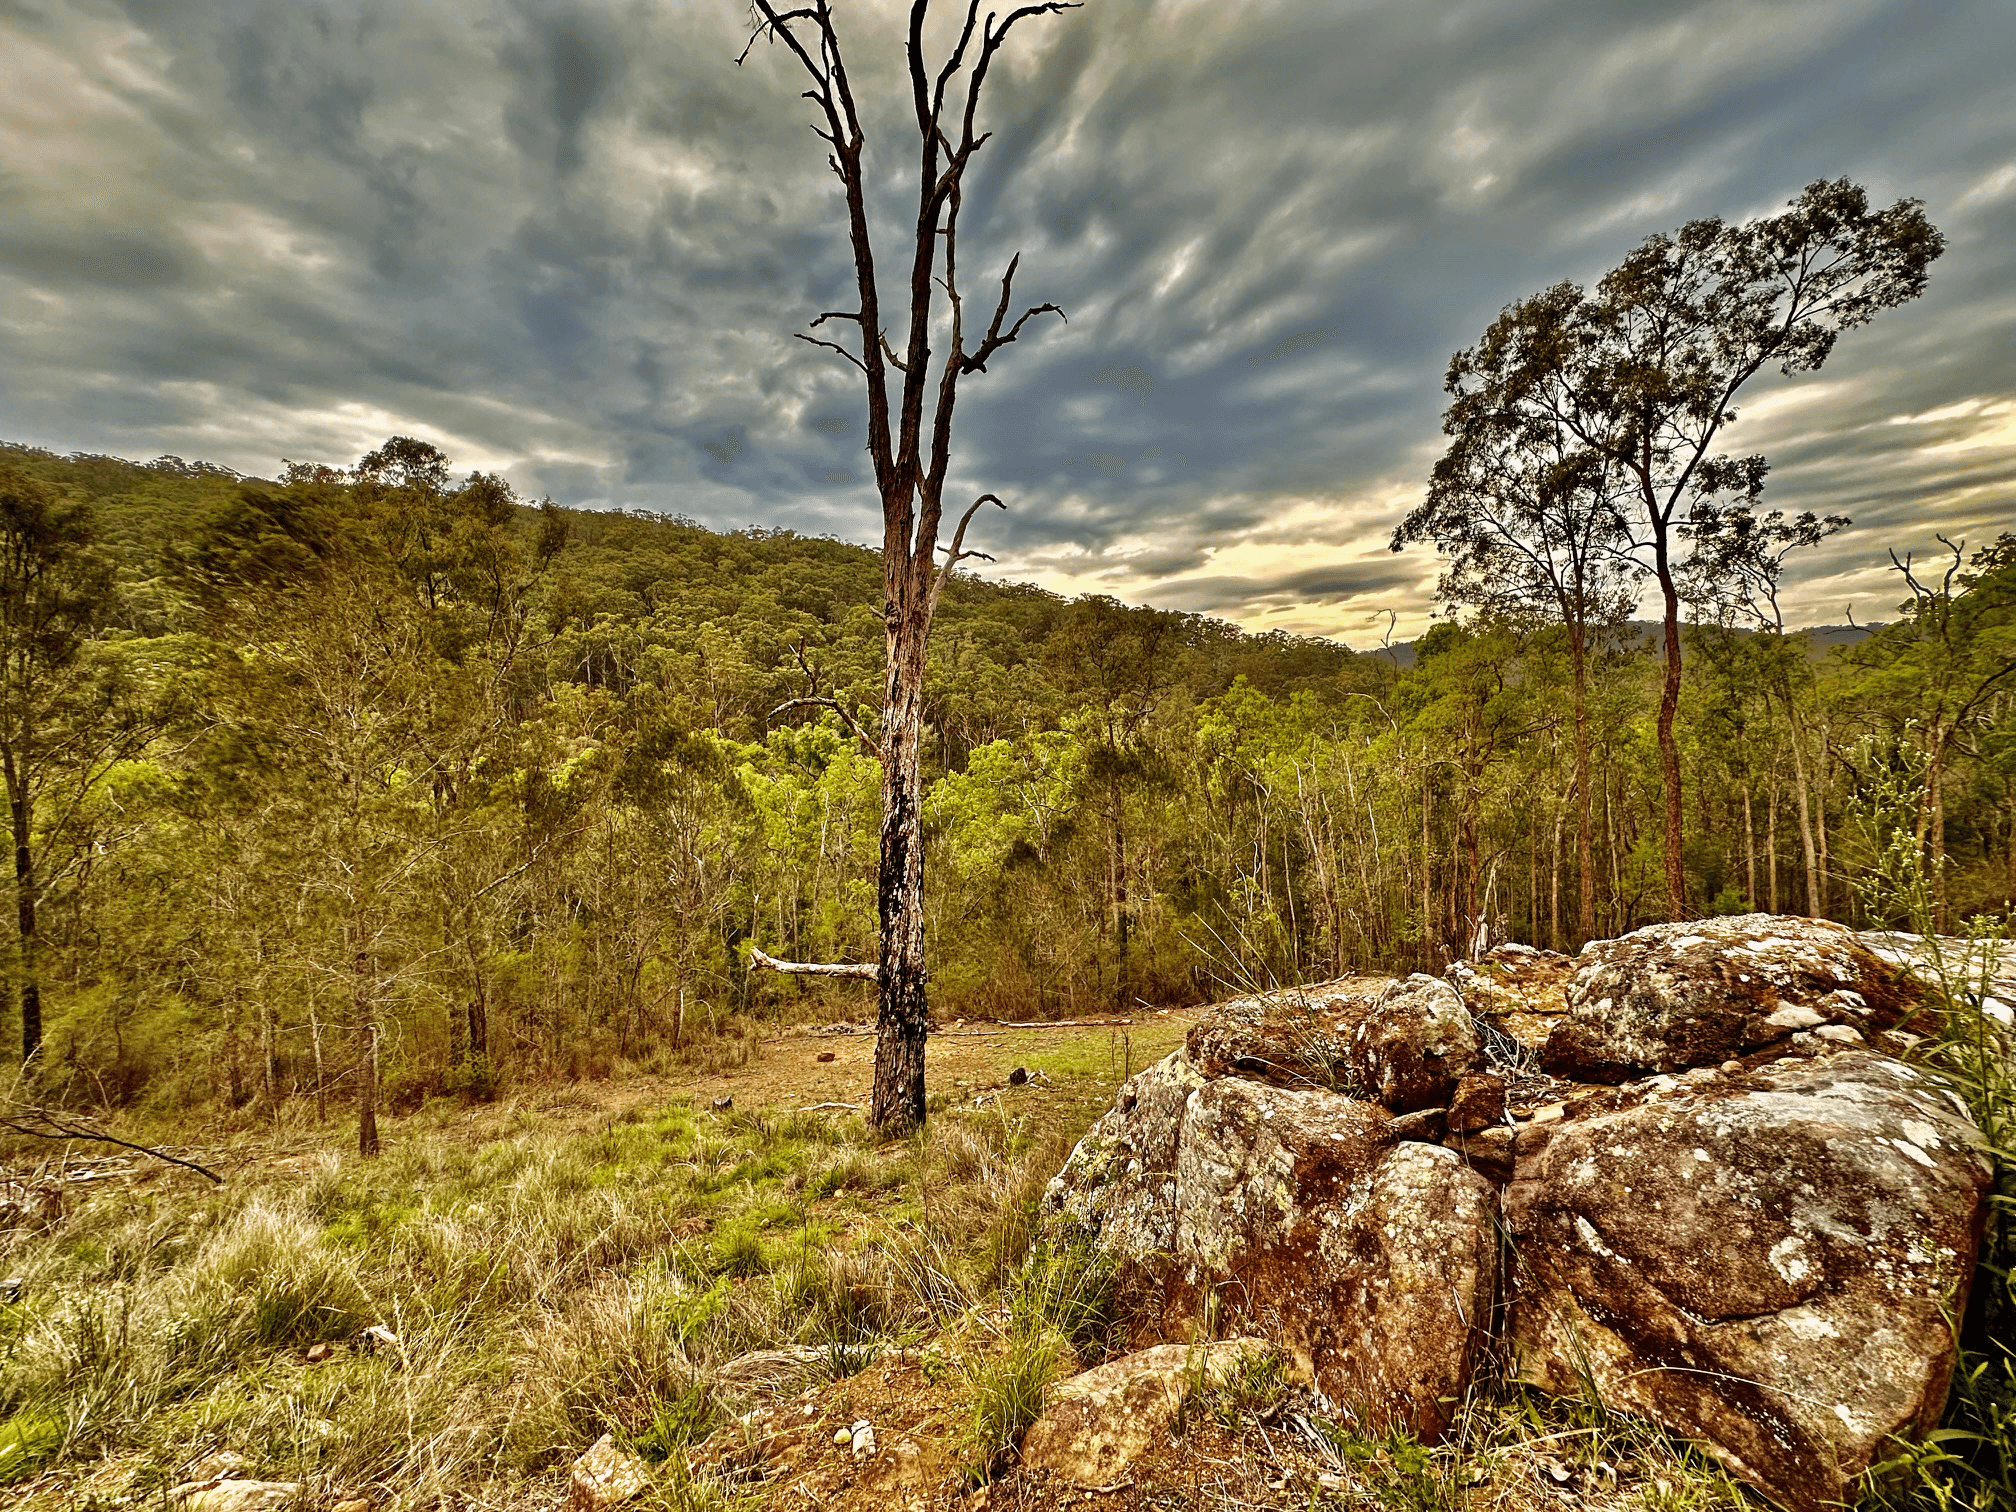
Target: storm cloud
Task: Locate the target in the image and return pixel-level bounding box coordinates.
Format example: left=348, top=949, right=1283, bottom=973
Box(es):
left=2, top=0, right=2011, bottom=642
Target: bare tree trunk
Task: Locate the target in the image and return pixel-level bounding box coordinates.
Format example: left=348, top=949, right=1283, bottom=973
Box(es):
left=871, top=616, right=930, bottom=1132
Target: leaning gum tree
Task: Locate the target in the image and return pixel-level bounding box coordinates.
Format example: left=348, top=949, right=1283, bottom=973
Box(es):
left=739, top=0, right=1079, bottom=1131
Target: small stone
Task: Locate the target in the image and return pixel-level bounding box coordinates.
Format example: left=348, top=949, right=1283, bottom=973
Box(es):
left=711, top=1095, right=734, bottom=1113
left=817, top=1051, right=836, bottom=1062
left=833, top=1426, right=853, bottom=1446
left=1388, top=1106, right=1446, bottom=1142
left=1814, top=1024, right=1864, bottom=1045
left=1528, top=1102, right=1565, bottom=1124
left=0, top=1277, right=22, bottom=1304
left=359, top=1324, right=399, bottom=1354
left=1445, top=1125, right=1514, bottom=1184
left=1008, top=1066, right=1029, bottom=1086
left=305, top=1342, right=333, bottom=1363
left=850, top=1421, right=877, bottom=1459
left=185, top=1450, right=247, bottom=1482
left=1720, top=1060, right=1745, bottom=1075
left=1447, top=1072, right=1507, bottom=1133
left=569, top=1433, right=650, bottom=1511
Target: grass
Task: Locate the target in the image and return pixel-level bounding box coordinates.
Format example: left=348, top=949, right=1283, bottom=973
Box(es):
left=0, top=1082, right=1095, bottom=1509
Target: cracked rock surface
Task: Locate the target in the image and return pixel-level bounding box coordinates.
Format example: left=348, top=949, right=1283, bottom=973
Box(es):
left=1044, top=915, right=1992, bottom=1512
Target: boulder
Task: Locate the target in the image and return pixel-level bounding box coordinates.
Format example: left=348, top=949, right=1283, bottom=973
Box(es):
left=1505, top=1050, right=1990, bottom=1512
left=1543, top=915, right=1923, bottom=1082
left=1020, top=1339, right=1274, bottom=1487
left=1184, top=974, right=1484, bottom=1112
left=569, top=1433, right=650, bottom=1511
left=1183, top=978, right=1391, bottom=1090
left=1044, top=1060, right=1496, bottom=1437
left=170, top=1482, right=300, bottom=1512
left=1346, top=974, right=1484, bottom=1112
left=1448, top=943, right=1574, bottom=1051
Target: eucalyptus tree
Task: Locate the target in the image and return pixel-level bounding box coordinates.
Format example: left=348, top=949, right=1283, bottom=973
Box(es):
left=1469, top=180, right=1942, bottom=919
left=740, top=0, right=1080, bottom=1131
left=0, top=470, right=132, bottom=1064
left=1394, top=289, right=1641, bottom=946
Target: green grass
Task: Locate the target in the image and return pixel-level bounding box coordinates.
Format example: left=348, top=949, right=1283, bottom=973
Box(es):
left=0, top=1088, right=1088, bottom=1508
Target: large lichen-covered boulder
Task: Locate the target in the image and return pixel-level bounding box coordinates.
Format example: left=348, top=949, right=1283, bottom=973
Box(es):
left=1183, top=979, right=1389, bottom=1089
left=1505, top=1049, right=1990, bottom=1512
left=1043, top=1056, right=1495, bottom=1438
left=1447, top=942, right=1574, bottom=1051
left=1542, top=914, right=1924, bottom=1082
left=1183, top=974, right=1483, bottom=1111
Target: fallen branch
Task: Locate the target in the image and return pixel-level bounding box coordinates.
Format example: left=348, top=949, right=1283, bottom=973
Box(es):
left=796, top=1102, right=861, bottom=1112
left=748, top=943, right=879, bottom=981
left=0, top=1107, right=225, bottom=1185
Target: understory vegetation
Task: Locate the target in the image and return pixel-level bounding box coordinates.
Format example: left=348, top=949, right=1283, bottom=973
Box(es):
left=0, top=1083, right=1796, bottom=1511
left=0, top=442, right=2007, bottom=1129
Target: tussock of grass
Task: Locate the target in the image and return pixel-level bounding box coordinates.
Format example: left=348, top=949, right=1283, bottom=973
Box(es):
left=0, top=1090, right=1080, bottom=1506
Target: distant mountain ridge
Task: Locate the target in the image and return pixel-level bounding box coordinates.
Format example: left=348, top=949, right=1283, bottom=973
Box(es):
left=1364, top=617, right=1878, bottom=669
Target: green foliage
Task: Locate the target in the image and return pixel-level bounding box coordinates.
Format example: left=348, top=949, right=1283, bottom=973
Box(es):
left=0, top=1409, right=64, bottom=1484
left=0, top=438, right=2009, bottom=1128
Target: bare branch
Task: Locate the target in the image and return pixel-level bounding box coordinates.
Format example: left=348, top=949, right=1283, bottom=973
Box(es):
left=769, top=695, right=877, bottom=755
left=961, top=253, right=1066, bottom=373
left=795, top=331, right=869, bottom=376
left=749, top=943, right=879, bottom=981
left=0, top=1107, right=225, bottom=1184
left=930, top=493, right=1006, bottom=619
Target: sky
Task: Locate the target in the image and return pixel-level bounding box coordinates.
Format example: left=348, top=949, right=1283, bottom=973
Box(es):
left=2, top=0, right=2012, bottom=644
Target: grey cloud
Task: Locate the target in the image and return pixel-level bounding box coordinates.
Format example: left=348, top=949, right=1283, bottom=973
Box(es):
left=2, top=0, right=2012, bottom=634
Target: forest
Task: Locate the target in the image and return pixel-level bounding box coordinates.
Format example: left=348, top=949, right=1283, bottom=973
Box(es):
left=0, top=437, right=2010, bottom=1119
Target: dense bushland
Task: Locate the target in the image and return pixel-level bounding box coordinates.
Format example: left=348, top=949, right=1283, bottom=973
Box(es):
left=0, top=440, right=2010, bottom=1120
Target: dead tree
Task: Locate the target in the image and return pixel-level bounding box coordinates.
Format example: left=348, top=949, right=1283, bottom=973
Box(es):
left=740, top=1, right=1078, bottom=1131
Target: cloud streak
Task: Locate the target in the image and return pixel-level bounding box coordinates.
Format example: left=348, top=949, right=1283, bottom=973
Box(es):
left=1, top=0, right=2011, bottom=641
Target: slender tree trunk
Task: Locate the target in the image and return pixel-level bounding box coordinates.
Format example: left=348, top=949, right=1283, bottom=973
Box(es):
left=871, top=614, right=930, bottom=1133
left=310, top=1003, right=327, bottom=1125
left=1815, top=743, right=1833, bottom=919
left=1768, top=784, right=1780, bottom=914
left=11, top=784, right=39, bottom=1066
left=1112, top=782, right=1130, bottom=1007
left=1420, top=774, right=1434, bottom=967
left=353, top=941, right=380, bottom=1157
left=1654, top=555, right=1688, bottom=920
left=1927, top=732, right=1948, bottom=933
left=1549, top=807, right=1564, bottom=951
left=1743, top=786, right=1757, bottom=910
left=1786, top=710, right=1820, bottom=917
left=1570, top=623, right=1597, bottom=943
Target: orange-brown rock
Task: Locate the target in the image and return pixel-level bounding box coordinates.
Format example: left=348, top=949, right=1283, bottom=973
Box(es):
left=1020, top=1339, right=1276, bottom=1487
left=1505, top=1050, right=1989, bottom=1512
left=1043, top=1055, right=1495, bottom=1438
left=1447, top=943, right=1574, bottom=1051
left=1542, top=914, right=1923, bottom=1082
left=1183, top=973, right=1483, bottom=1112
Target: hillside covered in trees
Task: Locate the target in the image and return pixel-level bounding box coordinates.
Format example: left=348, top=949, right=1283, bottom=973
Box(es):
left=0, top=439, right=2010, bottom=1119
